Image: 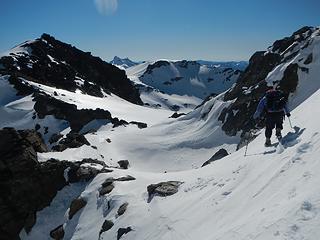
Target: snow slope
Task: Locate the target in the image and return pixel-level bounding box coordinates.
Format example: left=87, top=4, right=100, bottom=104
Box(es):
left=37, top=91, right=240, bottom=171
left=25, top=84, right=320, bottom=240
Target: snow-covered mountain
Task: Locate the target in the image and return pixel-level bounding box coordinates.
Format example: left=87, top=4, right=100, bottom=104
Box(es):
left=126, top=59, right=243, bottom=105
left=1, top=26, right=320, bottom=240
left=110, top=56, right=140, bottom=69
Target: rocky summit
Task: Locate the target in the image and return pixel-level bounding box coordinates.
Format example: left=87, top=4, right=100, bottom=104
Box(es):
left=0, top=33, right=142, bottom=104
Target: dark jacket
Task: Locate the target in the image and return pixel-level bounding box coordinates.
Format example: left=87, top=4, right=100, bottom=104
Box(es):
left=253, top=90, right=290, bottom=119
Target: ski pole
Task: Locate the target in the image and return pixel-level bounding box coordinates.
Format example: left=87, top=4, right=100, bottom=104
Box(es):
left=288, top=116, right=293, bottom=129
left=244, top=139, right=249, bottom=157
left=244, top=131, right=251, bottom=157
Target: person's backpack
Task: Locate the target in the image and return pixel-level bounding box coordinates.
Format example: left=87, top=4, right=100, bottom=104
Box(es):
left=265, top=90, right=286, bottom=112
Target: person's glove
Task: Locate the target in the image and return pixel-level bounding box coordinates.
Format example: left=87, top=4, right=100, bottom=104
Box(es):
left=286, top=112, right=291, bottom=117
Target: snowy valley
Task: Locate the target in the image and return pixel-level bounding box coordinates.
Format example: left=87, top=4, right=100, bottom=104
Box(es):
left=1, top=26, right=320, bottom=240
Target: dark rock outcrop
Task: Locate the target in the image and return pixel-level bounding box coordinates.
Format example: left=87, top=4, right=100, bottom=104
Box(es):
left=99, top=175, right=136, bottom=196
left=68, top=197, right=87, bottom=220
left=52, top=132, right=90, bottom=152
left=129, top=121, right=148, bottom=129
left=116, top=175, right=136, bottom=182
left=169, top=112, right=186, bottom=118
left=33, top=92, right=113, bottom=132
left=101, top=176, right=136, bottom=187
left=0, top=128, right=112, bottom=239
left=117, top=227, right=132, bottom=240
left=50, top=224, right=64, bottom=240
left=0, top=128, right=67, bottom=239
left=67, top=159, right=112, bottom=183
left=201, top=148, right=229, bottom=167
left=99, top=184, right=115, bottom=196
left=99, top=220, right=114, bottom=236
left=117, top=203, right=129, bottom=216
left=118, top=160, right=129, bottom=169
left=0, top=33, right=142, bottom=104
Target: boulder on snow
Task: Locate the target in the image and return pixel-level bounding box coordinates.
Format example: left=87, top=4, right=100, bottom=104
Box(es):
left=117, top=227, right=132, bottom=240
left=99, top=175, right=136, bottom=196
left=68, top=197, right=87, bottom=220
left=101, top=176, right=136, bottom=188
left=99, top=184, right=115, bottom=196
left=99, top=220, right=114, bottom=236
left=118, top=160, right=130, bottom=169
left=130, top=121, right=148, bottom=129
left=117, top=202, right=129, bottom=216
left=201, top=148, right=229, bottom=167
left=116, top=175, right=136, bottom=181
left=147, top=181, right=183, bottom=202
left=169, top=112, right=186, bottom=118
left=50, top=224, right=65, bottom=240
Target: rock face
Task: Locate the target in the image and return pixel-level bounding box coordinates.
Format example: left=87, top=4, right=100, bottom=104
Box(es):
left=147, top=181, right=183, bottom=202
left=202, top=148, right=229, bottom=167
left=0, top=128, right=68, bottom=239
left=0, top=128, right=111, bottom=239
left=0, top=33, right=142, bottom=104
left=215, top=26, right=316, bottom=137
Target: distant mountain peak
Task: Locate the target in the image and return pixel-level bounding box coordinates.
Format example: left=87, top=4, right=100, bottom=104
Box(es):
left=110, top=56, right=139, bottom=69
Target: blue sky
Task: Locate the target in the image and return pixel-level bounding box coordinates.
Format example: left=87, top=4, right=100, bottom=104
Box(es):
left=1, top=0, right=319, bottom=61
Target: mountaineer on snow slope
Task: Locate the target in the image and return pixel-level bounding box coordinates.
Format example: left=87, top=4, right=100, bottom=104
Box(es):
left=253, top=84, right=291, bottom=147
